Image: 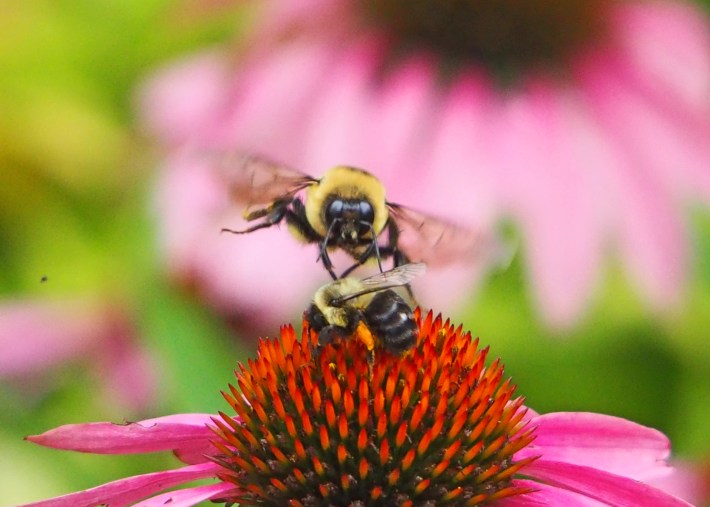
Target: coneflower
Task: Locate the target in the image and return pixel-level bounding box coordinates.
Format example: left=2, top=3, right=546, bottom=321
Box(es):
left=19, top=312, right=690, bottom=506
left=142, top=0, right=710, bottom=327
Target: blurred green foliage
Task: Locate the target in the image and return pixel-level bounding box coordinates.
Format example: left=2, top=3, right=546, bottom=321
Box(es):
left=1, top=1, right=709, bottom=506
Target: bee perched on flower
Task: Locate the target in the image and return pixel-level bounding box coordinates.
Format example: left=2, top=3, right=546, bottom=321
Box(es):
left=18, top=312, right=692, bottom=507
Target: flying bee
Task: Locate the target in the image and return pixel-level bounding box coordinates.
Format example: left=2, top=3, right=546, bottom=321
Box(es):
left=217, top=154, right=503, bottom=281
left=305, top=262, right=426, bottom=372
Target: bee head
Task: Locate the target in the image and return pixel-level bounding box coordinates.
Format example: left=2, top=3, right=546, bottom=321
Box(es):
left=325, top=198, right=375, bottom=244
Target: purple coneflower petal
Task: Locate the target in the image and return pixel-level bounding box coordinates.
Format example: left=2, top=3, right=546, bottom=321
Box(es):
left=496, top=82, right=603, bottom=326
left=26, top=414, right=217, bottom=455
left=131, top=481, right=235, bottom=507
left=524, top=460, right=693, bottom=507
left=0, top=300, right=99, bottom=377
left=19, top=462, right=220, bottom=507
left=223, top=39, right=341, bottom=164
left=502, top=479, right=605, bottom=506
left=356, top=56, right=439, bottom=182
left=614, top=0, right=710, bottom=109
left=519, top=412, right=671, bottom=480
left=139, top=51, right=230, bottom=147
left=300, top=41, right=381, bottom=170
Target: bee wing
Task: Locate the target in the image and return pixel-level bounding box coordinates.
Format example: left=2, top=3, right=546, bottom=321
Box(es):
left=334, top=263, right=427, bottom=304
left=212, top=152, right=317, bottom=207
left=360, top=262, right=427, bottom=288
left=387, top=203, right=509, bottom=268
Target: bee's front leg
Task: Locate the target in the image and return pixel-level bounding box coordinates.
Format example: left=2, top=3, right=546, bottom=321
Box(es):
left=221, top=199, right=290, bottom=234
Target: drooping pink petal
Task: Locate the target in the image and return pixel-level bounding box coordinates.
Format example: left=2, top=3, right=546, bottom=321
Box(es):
left=132, top=481, right=236, bottom=507
left=495, top=80, right=604, bottom=327
left=424, top=71, right=501, bottom=226
left=154, top=149, right=327, bottom=325
left=95, top=317, right=159, bottom=412
left=500, top=479, right=605, bottom=506
left=0, top=299, right=101, bottom=377
left=580, top=49, right=710, bottom=201
left=525, top=460, right=694, bottom=507
left=576, top=57, right=689, bottom=310
left=153, top=150, right=227, bottom=276
left=18, top=462, right=219, bottom=507
left=649, top=461, right=707, bottom=505
left=26, top=414, right=217, bottom=454
left=356, top=54, right=439, bottom=185
left=517, top=412, right=671, bottom=481
left=138, top=51, right=231, bottom=147
left=612, top=0, right=710, bottom=111
left=299, top=40, right=381, bottom=171
left=222, top=38, right=342, bottom=166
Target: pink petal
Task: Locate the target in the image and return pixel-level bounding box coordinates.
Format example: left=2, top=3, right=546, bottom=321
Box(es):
left=153, top=151, right=226, bottom=276
left=132, top=481, right=236, bottom=507
left=173, top=441, right=220, bottom=465
left=357, top=55, right=439, bottom=184
left=27, top=414, right=217, bottom=454
left=577, top=58, right=690, bottom=310
left=155, top=149, right=327, bottom=325
left=649, top=461, right=706, bottom=505
left=222, top=38, right=341, bottom=166
left=18, top=462, right=219, bottom=507
left=525, top=460, right=693, bottom=507
left=612, top=0, right=710, bottom=110
left=580, top=50, right=710, bottom=200
left=299, top=40, right=381, bottom=170
left=517, top=412, right=671, bottom=481
left=499, top=479, right=605, bottom=506
left=192, top=217, right=327, bottom=322
left=138, top=50, right=231, bottom=146
left=95, top=318, right=159, bottom=412
left=423, top=71, right=500, bottom=224
left=495, top=80, right=604, bottom=327
left=0, top=299, right=102, bottom=377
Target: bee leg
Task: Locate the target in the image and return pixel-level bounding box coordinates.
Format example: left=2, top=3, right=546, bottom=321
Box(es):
left=285, top=200, right=339, bottom=279
left=369, top=353, right=375, bottom=379
left=221, top=200, right=290, bottom=234
left=339, top=237, right=384, bottom=278
left=318, top=247, right=338, bottom=281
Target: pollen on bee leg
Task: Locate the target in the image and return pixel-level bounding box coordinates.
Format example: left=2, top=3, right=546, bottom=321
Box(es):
left=354, top=321, right=376, bottom=378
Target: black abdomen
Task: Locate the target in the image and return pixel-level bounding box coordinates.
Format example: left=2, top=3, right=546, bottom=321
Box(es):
left=365, top=291, right=417, bottom=354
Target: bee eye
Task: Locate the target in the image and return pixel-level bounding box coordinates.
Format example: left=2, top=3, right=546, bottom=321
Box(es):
left=359, top=201, right=374, bottom=224
left=326, top=199, right=344, bottom=222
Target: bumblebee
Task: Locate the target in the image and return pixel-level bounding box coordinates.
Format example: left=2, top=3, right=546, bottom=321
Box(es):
left=218, top=154, right=499, bottom=280
left=305, top=262, right=425, bottom=370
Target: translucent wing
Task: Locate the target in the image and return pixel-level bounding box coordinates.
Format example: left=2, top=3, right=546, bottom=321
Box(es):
left=334, top=263, right=426, bottom=303
left=212, top=152, right=317, bottom=207
left=387, top=203, right=509, bottom=268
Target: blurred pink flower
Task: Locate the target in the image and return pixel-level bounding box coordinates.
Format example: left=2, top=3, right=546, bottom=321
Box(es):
left=0, top=298, right=157, bottom=411
left=18, top=316, right=693, bottom=506
left=140, top=0, right=710, bottom=328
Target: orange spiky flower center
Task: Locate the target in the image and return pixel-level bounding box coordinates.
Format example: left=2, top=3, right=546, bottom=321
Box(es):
left=212, top=311, right=537, bottom=506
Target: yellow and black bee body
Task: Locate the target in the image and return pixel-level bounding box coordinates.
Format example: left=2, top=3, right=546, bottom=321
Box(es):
left=305, top=263, right=425, bottom=368
left=218, top=154, right=497, bottom=281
